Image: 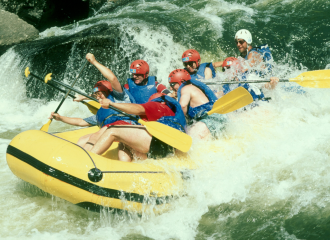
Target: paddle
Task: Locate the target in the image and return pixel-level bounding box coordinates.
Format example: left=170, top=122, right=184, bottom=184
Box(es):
left=26, top=69, right=254, bottom=152
left=203, top=69, right=330, bottom=88
left=25, top=68, right=100, bottom=114
left=26, top=68, right=193, bottom=152
left=208, top=87, right=253, bottom=115
left=40, top=52, right=93, bottom=131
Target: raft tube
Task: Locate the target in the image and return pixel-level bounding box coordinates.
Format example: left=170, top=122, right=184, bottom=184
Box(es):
left=6, top=127, right=193, bottom=213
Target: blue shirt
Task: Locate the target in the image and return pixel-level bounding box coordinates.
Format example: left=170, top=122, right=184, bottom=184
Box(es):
left=83, top=88, right=130, bottom=126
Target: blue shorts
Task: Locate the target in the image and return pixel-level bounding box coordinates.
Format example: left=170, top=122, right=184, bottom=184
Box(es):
left=198, top=114, right=227, bottom=139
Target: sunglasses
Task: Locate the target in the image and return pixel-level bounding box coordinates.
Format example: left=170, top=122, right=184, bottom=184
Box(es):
left=92, top=92, right=104, bottom=98
left=169, top=82, right=177, bottom=88
left=132, top=73, right=144, bottom=77
left=235, top=40, right=245, bottom=45
left=183, top=61, right=194, bottom=67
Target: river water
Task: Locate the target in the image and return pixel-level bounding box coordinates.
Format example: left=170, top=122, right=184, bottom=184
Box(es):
left=1, top=0, right=330, bottom=239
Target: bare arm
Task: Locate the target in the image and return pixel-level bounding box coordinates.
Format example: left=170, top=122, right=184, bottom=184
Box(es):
left=167, top=91, right=177, bottom=99
left=264, top=77, right=279, bottom=90
left=99, top=98, right=146, bottom=115
left=179, top=88, right=191, bottom=116
left=246, top=52, right=278, bottom=89
left=73, top=94, right=88, bottom=102
left=204, top=67, right=213, bottom=80
left=212, top=61, right=223, bottom=68
left=246, top=51, right=263, bottom=68
left=86, top=53, right=123, bottom=93
left=49, top=112, right=91, bottom=127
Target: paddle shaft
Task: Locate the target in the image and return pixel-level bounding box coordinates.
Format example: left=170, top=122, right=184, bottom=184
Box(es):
left=204, top=79, right=289, bottom=85
left=43, top=72, right=140, bottom=121
left=53, top=60, right=89, bottom=114
left=29, top=71, right=92, bottom=107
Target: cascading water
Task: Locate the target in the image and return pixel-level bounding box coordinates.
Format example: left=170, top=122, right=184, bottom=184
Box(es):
left=1, top=0, right=330, bottom=239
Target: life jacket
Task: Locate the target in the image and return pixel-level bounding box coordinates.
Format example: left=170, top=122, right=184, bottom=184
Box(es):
left=124, top=88, right=137, bottom=104
left=96, top=90, right=137, bottom=127
left=245, top=44, right=273, bottom=76
left=150, top=95, right=187, bottom=132
left=185, top=62, right=216, bottom=81
left=222, top=72, right=266, bottom=101
left=177, top=79, right=218, bottom=120
left=127, top=76, right=157, bottom=104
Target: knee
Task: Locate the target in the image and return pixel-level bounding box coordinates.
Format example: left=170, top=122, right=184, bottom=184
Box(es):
left=188, top=122, right=210, bottom=139
left=77, top=135, right=90, bottom=146
left=106, top=126, right=119, bottom=139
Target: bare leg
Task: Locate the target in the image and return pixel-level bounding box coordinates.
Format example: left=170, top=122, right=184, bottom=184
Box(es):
left=90, top=125, right=152, bottom=157
left=118, top=143, right=133, bottom=162
left=82, top=126, right=108, bottom=151
left=188, top=121, right=211, bottom=140
left=77, top=133, right=92, bottom=146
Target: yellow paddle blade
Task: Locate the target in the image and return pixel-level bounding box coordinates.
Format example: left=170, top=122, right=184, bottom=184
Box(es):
left=289, top=70, right=330, bottom=88
left=208, top=87, right=253, bottom=115
left=138, top=119, right=192, bottom=153
left=83, top=101, right=100, bottom=114
left=40, top=119, right=52, bottom=132
left=25, top=67, right=30, bottom=77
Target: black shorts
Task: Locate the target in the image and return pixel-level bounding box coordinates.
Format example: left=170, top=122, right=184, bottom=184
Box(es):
left=147, top=137, right=174, bottom=159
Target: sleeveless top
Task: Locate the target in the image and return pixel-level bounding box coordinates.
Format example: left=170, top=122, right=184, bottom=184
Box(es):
left=177, top=79, right=218, bottom=120
left=127, top=76, right=157, bottom=104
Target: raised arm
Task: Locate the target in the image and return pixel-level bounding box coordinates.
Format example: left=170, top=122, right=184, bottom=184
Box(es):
left=86, top=53, right=123, bottom=93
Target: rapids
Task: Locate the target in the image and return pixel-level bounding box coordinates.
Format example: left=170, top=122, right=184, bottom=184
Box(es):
left=1, top=0, right=330, bottom=239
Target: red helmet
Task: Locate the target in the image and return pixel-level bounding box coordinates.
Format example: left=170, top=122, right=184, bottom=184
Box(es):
left=222, top=57, right=238, bottom=68
left=222, top=57, right=243, bottom=71
left=168, top=69, right=191, bottom=85
left=148, top=93, right=166, bottom=102
left=182, top=49, right=201, bottom=68
left=130, top=60, right=149, bottom=79
left=93, top=80, right=112, bottom=95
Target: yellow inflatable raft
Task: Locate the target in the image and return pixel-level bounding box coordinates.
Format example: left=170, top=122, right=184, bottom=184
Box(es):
left=6, top=126, right=193, bottom=213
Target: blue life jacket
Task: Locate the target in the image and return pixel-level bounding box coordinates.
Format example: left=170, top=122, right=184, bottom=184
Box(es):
left=245, top=44, right=273, bottom=76
left=127, top=76, right=157, bottom=104
left=96, top=91, right=137, bottom=127
left=124, top=88, right=137, bottom=104
left=177, top=79, right=218, bottom=120
left=222, top=72, right=266, bottom=101
left=185, top=62, right=216, bottom=81
left=151, top=95, right=187, bottom=132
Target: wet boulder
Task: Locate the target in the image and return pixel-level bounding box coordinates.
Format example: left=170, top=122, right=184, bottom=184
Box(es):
left=0, top=0, right=89, bottom=31
left=0, top=10, right=39, bottom=56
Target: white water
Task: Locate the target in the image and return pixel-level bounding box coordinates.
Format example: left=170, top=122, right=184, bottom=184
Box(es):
left=1, top=45, right=330, bottom=239
left=1, top=0, right=330, bottom=238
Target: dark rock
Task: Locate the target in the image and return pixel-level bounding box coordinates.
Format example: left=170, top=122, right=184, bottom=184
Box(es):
left=0, top=0, right=47, bottom=28
left=0, top=10, right=39, bottom=55
left=14, top=23, right=144, bottom=101
left=0, top=0, right=89, bottom=31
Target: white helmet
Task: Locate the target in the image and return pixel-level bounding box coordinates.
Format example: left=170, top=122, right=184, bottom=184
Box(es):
left=235, top=29, right=252, bottom=44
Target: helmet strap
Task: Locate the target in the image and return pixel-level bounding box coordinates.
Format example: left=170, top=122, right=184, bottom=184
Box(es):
left=196, top=60, right=200, bottom=68
left=140, top=77, right=148, bottom=85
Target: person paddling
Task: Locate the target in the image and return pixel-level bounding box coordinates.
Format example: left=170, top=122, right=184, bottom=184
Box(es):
left=182, top=49, right=216, bottom=81
left=49, top=57, right=137, bottom=149
left=123, top=60, right=172, bottom=103
left=214, top=29, right=279, bottom=89
left=168, top=69, right=226, bottom=139
left=233, top=29, right=273, bottom=76
left=220, top=57, right=279, bottom=102
left=88, top=93, right=187, bottom=161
